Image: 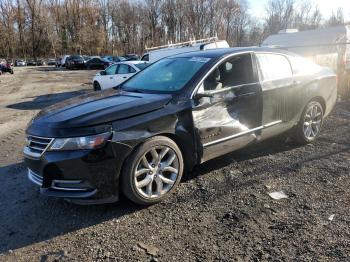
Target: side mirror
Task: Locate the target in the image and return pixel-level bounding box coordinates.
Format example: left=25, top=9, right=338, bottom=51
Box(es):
left=100, top=70, right=106, bottom=76
left=194, top=83, right=213, bottom=99
left=195, top=92, right=213, bottom=99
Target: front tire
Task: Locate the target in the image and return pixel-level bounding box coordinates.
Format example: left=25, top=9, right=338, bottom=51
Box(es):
left=93, top=81, right=101, bottom=91
left=294, top=100, right=324, bottom=144
left=121, top=136, right=184, bottom=205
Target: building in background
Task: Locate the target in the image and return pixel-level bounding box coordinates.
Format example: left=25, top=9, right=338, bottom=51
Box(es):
left=262, top=25, right=350, bottom=97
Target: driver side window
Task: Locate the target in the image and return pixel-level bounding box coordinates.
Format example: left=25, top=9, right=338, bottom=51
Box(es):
left=203, top=53, right=255, bottom=91
left=105, top=65, right=117, bottom=75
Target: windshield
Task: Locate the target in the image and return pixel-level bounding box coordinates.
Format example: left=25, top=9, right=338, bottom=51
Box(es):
left=122, top=57, right=210, bottom=92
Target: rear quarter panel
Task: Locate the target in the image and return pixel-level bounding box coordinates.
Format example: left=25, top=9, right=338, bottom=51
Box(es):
left=295, top=68, right=337, bottom=123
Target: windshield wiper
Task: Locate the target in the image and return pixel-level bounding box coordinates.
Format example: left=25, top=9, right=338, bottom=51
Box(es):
left=122, top=88, right=145, bottom=93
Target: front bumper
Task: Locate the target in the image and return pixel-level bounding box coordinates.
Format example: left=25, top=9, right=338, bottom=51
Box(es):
left=24, top=141, right=131, bottom=204
left=28, top=169, right=98, bottom=199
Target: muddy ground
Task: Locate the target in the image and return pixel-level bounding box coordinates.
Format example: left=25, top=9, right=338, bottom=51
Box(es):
left=0, top=67, right=349, bottom=261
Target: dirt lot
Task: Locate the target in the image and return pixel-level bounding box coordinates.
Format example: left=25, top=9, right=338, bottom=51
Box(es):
left=0, top=67, right=349, bottom=261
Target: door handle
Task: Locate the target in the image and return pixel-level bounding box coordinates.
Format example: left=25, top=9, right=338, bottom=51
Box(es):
left=123, top=76, right=128, bottom=79
left=109, top=77, right=113, bottom=79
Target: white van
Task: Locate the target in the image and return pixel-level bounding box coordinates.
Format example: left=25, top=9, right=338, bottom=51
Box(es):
left=56, top=55, right=70, bottom=67
left=141, top=37, right=229, bottom=63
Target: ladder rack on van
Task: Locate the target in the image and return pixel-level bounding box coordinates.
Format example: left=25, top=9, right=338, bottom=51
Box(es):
left=145, top=36, right=219, bottom=52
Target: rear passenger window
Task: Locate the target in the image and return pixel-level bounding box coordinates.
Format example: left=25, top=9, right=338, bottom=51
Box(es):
left=117, top=64, right=129, bottom=74
left=141, top=54, right=149, bottom=61
left=129, top=66, right=136, bottom=73
left=257, top=54, right=292, bottom=81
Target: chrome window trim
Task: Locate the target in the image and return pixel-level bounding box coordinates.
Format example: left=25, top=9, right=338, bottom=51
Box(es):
left=203, top=120, right=282, bottom=148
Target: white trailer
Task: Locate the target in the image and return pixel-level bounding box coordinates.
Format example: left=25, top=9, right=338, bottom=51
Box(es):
left=141, top=37, right=229, bottom=63
left=262, top=26, right=350, bottom=97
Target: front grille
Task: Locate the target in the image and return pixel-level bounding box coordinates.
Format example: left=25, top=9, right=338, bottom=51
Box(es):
left=24, top=135, right=53, bottom=158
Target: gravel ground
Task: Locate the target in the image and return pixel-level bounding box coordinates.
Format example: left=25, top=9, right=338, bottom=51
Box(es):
left=0, top=67, right=349, bottom=261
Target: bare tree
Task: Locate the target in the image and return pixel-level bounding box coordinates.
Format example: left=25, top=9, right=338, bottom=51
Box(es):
left=326, top=7, right=345, bottom=27
left=0, top=0, right=348, bottom=60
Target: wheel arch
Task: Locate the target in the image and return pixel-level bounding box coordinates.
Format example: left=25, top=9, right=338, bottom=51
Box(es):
left=93, top=80, right=101, bottom=91
left=310, top=96, right=326, bottom=113
left=118, top=130, right=196, bottom=180
left=159, top=132, right=196, bottom=172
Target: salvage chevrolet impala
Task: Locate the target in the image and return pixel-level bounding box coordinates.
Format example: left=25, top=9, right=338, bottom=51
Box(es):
left=24, top=48, right=337, bottom=205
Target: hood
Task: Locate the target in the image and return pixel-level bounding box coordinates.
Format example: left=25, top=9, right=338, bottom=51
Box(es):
left=27, top=89, right=172, bottom=136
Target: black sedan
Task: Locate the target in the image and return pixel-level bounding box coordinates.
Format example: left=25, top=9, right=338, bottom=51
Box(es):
left=24, top=47, right=337, bottom=205
left=123, top=54, right=140, bottom=61
left=26, top=60, right=37, bottom=66
left=86, top=57, right=113, bottom=70
left=66, top=55, right=87, bottom=69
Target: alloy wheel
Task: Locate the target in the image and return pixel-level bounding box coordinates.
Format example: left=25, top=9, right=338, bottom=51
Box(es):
left=134, top=146, right=179, bottom=199
left=303, top=104, right=322, bottom=139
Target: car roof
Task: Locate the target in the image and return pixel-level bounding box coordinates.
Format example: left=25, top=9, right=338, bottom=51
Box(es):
left=169, top=47, right=296, bottom=59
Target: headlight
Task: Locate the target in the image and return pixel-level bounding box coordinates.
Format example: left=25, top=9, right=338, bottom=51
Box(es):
left=49, top=132, right=111, bottom=151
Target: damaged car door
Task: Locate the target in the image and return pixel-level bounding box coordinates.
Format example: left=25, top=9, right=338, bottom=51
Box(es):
left=192, top=53, right=263, bottom=162
left=256, top=53, right=299, bottom=139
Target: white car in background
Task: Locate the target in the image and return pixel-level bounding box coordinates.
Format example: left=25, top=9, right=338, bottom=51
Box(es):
left=92, top=61, right=149, bottom=91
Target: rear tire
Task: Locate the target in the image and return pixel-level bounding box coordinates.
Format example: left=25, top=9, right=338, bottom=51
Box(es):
left=121, top=136, right=184, bottom=205
left=93, top=81, right=101, bottom=91
left=293, top=100, right=324, bottom=144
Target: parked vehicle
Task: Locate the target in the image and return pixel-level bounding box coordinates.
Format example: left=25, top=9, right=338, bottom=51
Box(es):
left=0, top=63, right=14, bottom=74
left=262, top=25, right=350, bottom=97
left=83, top=55, right=91, bottom=61
left=56, top=55, right=70, bottom=67
left=15, top=60, right=26, bottom=66
left=86, top=57, right=114, bottom=70
left=26, top=59, right=37, bottom=66
left=101, top=56, right=126, bottom=63
left=123, top=54, right=140, bottom=61
left=141, top=36, right=229, bottom=63
left=92, top=61, right=150, bottom=91
left=24, top=47, right=337, bottom=205
left=47, top=58, right=56, bottom=66
left=66, top=55, right=87, bottom=69
left=36, top=59, right=45, bottom=66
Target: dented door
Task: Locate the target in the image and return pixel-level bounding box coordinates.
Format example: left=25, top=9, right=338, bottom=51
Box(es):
left=192, top=53, right=262, bottom=162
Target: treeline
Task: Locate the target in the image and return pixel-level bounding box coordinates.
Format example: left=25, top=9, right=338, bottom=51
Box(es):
left=0, top=0, right=347, bottom=59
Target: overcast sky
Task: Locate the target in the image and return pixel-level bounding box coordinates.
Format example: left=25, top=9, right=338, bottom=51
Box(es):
left=248, top=0, right=350, bottom=21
